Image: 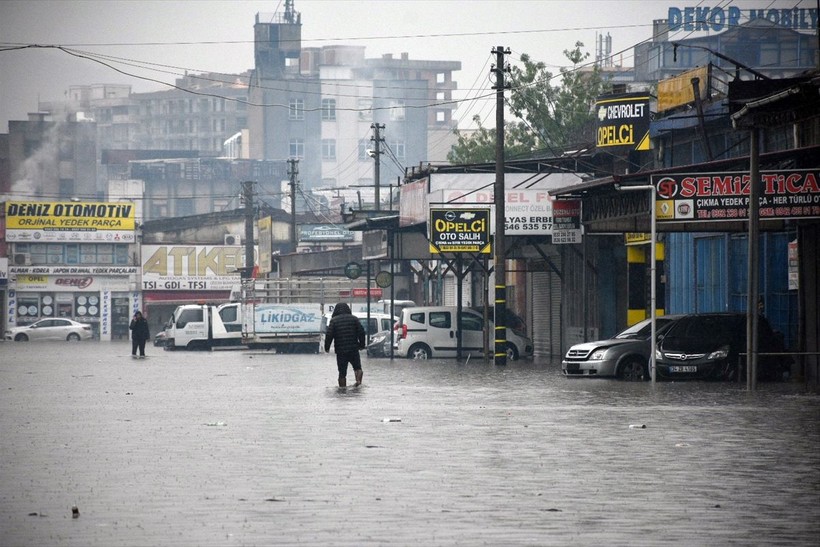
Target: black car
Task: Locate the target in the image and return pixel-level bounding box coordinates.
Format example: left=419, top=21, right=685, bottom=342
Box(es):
left=655, top=312, right=790, bottom=381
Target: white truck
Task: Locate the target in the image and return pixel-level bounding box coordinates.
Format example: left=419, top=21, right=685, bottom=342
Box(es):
left=163, top=302, right=243, bottom=350
left=241, top=302, right=323, bottom=353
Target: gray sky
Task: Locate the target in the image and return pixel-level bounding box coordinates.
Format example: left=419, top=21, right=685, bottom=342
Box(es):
left=0, top=0, right=812, bottom=131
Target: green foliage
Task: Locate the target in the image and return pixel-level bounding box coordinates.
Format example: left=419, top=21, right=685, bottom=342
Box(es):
left=448, top=43, right=609, bottom=164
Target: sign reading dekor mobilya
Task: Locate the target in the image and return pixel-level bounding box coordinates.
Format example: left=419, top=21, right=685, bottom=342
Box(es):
left=651, top=169, right=820, bottom=223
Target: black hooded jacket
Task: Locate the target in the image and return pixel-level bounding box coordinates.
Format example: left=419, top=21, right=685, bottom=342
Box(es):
left=324, top=303, right=366, bottom=354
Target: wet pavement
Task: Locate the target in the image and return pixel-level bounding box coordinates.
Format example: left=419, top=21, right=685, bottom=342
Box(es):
left=1, top=341, right=819, bottom=546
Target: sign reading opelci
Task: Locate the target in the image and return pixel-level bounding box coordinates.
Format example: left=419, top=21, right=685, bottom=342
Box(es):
left=428, top=208, right=491, bottom=254
left=595, top=93, right=651, bottom=153
left=651, top=170, right=820, bottom=222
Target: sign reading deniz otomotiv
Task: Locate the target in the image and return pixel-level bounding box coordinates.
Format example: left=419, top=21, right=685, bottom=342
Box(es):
left=651, top=170, right=820, bottom=223
left=429, top=208, right=491, bottom=254
left=595, top=92, right=651, bottom=153
left=6, top=201, right=136, bottom=242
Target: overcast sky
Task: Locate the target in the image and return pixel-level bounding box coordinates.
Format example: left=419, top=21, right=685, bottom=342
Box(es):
left=0, top=0, right=812, bottom=131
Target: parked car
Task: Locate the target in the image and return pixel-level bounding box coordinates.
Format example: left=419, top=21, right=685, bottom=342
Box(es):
left=655, top=312, right=790, bottom=381
left=366, top=329, right=395, bottom=357
left=395, top=306, right=533, bottom=360
left=5, top=318, right=93, bottom=342
left=562, top=315, right=684, bottom=380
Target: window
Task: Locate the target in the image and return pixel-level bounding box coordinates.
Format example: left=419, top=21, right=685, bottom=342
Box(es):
left=357, top=98, right=372, bottom=121
left=436, top=72, right=446, bottom=84
left=322, top=139, right=336, bottom=160
left=460, top=314, right=483, bottom=332
left=436, top=91, right=445, bottom=101
left=289, top=138, right=305, bottom=158
left=321, top=98, right=336, bottom=121
left=429, top=312, right=451, bottom=329
left=390, top=140, right=406, bottom=161
left=358, top=139, right=369, bottom=160
left=19, top=243, right=130, bottom=265
left=390, top=101, right=406, bottom=121
left=436, top=111, right=446, bottom=123
left=175, top=308, right=203, bottom=329
left=289, top=98, right=304, bottom=120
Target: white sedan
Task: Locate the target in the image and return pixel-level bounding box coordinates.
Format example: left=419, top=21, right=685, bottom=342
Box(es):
left=5, top=318, right=93, bottom=342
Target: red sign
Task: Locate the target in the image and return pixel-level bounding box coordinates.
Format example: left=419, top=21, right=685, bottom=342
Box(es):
left=342, top=288, right=383, bottom=298
left=652, top=169, right=820, bottom=222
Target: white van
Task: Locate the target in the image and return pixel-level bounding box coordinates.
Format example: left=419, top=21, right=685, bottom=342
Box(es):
left=395, top=306, right=533, bottom=360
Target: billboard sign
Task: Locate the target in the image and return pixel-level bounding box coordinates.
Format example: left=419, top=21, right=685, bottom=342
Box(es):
left=141, top=245, right=252, bottom=291
left=595, top=92, right=651, bottom=152
left=429, top=208, right=491, bottom=254
left=652, top=170, right=820, bottom=223
left=5, top=201, right=136, bottom=242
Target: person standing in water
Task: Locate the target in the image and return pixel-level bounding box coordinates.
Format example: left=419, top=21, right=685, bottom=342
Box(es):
left=129, top=311, right=150, bottom=358
left=324, top=303, right=366, bottom=387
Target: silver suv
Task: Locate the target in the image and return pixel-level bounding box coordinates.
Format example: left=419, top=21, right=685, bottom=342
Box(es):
left=395, top=306, right=533, bottom=360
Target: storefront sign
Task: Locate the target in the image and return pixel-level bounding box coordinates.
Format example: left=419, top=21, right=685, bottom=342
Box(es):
left=429, top=208, right=491, bottom=254
left=141, top=245, right=253, bottom=291
left=668, top=6, right=818, bottom=32
left=551, top=200, right=582, bottom=244
left=434, top=189, right=555, bottom=236
left=258, top=216, right=273, bottom=274
left=12, top=274, right=130, bottom=292
left=298, top=224, right=355, bottom=242
left=658, top=65, right=711, bottom=112
left=9, top=266, right=138, bottom=275
left=0, top=257, right=7, bottom=287
left=652, top=169, right=820, bottom=222
left=5, top=200, right=136, bottom=242
left=595, top=93, right=651, bottom=152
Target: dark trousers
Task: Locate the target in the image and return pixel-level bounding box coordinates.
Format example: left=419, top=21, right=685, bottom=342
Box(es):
left=132, top=338, right=147, bottom=356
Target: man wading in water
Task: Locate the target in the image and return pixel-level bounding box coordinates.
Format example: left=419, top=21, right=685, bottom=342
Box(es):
left=324, top=303, right=366, bottom=387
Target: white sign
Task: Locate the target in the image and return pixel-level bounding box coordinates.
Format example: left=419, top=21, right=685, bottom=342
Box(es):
left=141, top=245, right=253, bottom=291
left=430, top=189, right=554, bottom=235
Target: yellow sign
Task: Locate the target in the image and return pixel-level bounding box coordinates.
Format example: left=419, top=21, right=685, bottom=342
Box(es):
left=6, top=201, right=136, bottom=231
left=658, top=65, right=710, bottom=113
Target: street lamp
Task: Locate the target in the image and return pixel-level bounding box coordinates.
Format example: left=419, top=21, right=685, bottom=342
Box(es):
left=616, top=183, right=658, bottom=383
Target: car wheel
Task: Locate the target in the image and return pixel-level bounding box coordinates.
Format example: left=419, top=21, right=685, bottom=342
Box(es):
left=14, top=333, right=29, bottom=342
left=408, top=343, right=431, bottom=360
left=67, top=333, right=81, bottom=341
left=617, top=357, right=647, bottom=381
left=505, top=343, right=519, bottom=361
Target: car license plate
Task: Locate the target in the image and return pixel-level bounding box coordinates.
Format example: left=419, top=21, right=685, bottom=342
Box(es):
left=669, top=365, right=697, bottom=373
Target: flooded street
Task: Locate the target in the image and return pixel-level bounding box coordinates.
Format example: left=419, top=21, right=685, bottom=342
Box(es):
left=1, top=342, right=819, bottom=546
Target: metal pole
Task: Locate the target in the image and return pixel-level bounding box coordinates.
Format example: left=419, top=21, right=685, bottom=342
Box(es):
left=242, top=180, right=255, bottom=280
left=616, top=184, right=657, bottom=383
left=492, top=45, right=509, bottom=366
left=747, top=127, right=761, bottom=391
left=371, top=123, right=384, bottom=211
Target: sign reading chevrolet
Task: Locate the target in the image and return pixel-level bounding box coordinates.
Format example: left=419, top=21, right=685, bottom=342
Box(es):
left=595, top=92, right=651, bottom=152
left=429, top=208, right=491, bottom=254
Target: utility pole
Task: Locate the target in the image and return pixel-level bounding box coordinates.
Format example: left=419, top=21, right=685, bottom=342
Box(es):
left=288, top=158, right=299, bottom=252
left=241, top=180, right=255, bottom=279
left=371, top=123, right=384, bottom=210
left=492, top=46, right=510, bottom=366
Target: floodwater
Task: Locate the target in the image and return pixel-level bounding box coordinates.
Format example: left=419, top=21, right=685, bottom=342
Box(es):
left=1, top=342, right=818, bottom=546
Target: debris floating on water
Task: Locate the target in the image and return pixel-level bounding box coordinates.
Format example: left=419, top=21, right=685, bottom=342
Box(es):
left=629, top=424, right=646, bottom=429
left=382, top=418, right=401, bottom=423
left=72, top=505, right=79, bottom=518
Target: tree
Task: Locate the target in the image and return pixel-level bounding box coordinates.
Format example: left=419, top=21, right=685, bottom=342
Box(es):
left=448, top=43, right=608, bottom=164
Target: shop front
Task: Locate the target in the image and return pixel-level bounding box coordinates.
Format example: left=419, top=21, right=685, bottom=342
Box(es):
left=6, top=267, right=140, bottom=341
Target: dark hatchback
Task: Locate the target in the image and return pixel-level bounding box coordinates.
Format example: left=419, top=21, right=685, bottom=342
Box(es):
left=655, top=312, right=790, bottom=381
